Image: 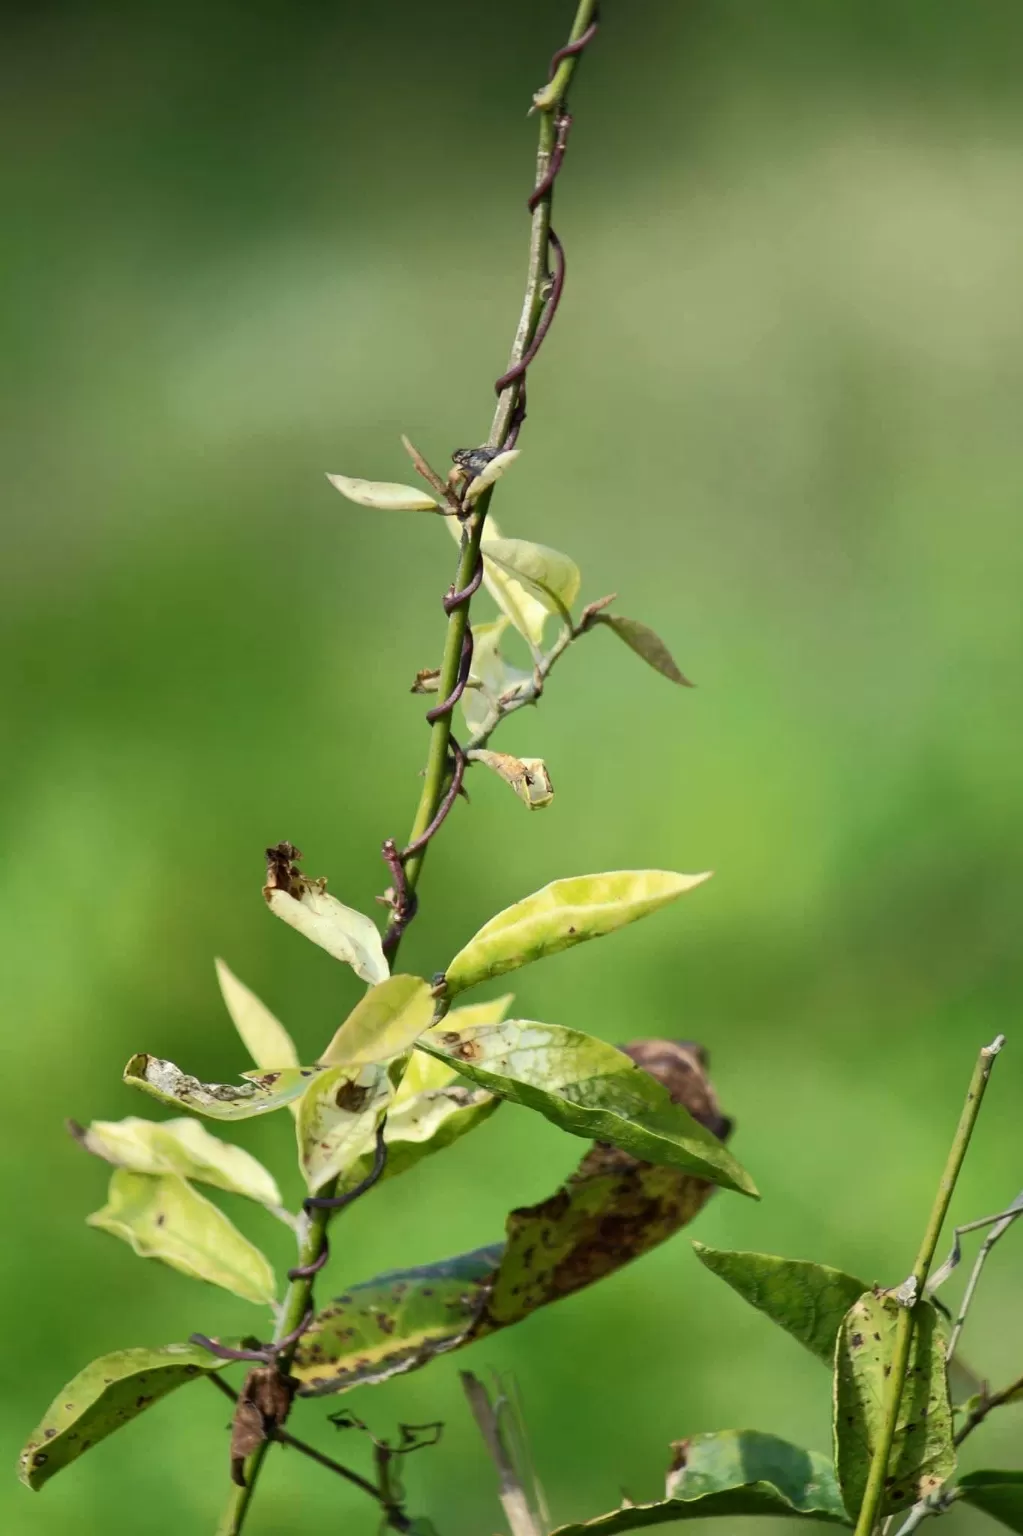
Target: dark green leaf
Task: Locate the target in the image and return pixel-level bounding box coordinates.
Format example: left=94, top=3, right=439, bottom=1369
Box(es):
left=417, top=1021, right=757, bottom=1196
left=18, top=1344, right=230, bottom=1490
left=597, top=614, right=694, bottom=687
left=959, top=1471, right=1023, bottom=1532
left=692, top=1244, right=866, bottom=1363
left=833, top=1291, right=955, bottom=1518
left=550, top=1430, right=850, bottom=1532
left=294, top=1107, right=725, bottom=1393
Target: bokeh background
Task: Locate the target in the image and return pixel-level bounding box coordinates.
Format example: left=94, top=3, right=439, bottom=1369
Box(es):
left=3, top=1, right=1022, bottom=1531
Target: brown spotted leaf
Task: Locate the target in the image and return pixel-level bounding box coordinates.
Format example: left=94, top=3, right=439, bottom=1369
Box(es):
left=292, top=1042, right=730, bottom=1395
left=833, top=1291, right=955, bottom=1519
left=18, top=1344, right=232, bottom=1490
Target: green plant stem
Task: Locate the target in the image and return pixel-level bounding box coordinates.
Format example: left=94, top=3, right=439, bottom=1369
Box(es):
left=216, top=1199, right=338, bottom=1535
left=216, top=10, right=596, bottom=1531
left=852, top=1035, right=1005, bottom=1536
left=389, top=0, right=593, bottom=932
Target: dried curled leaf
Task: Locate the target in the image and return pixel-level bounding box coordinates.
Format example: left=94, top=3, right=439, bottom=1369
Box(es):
left=263, top=842, right=389, bottom=986
left=597, top=614, right=694, bottom=686
left=18, top=1343, right=231, bottom=1490
left=833, top=1290, right=955, bottom=1519
left=442, top=870, right=712, bottom=996
left=215, top=959, right=298, bottom=1071
left=325, top=474, right=440, bottom=512
left=292, top=1041, right=736, bottom=1394
left=320, top=975, right=434, bottom=1067
left=71, top=1115, right=282, bottom=1208
left=469, top=750, right=554, bottom=810
left=124, top=1053, right=320, bottom=1120
left=230, top=1367, right=295, bottom=1486
left=87, top=1170, right=277, bottom=1305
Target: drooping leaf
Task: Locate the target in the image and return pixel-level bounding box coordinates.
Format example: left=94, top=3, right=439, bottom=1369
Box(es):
left=320, top=975, right=434, bottom=1067
left=293, top=1248, right=500, bottom=1395
left=833, top=1291, right=955, bottom=1519
left=549, top=1431, right=850, bottom=1533
left=72, top=1115, right=282, bottom=1208
left=448, top=516, right=548, bottom=649
left=597, top=615, right=694, bottom=687
left=124, top=1054, right=321, bottom=1120
left=460, top=617, right=533, bottom=738
left=292, top=1039, right=738, bottom=1395
left=18, top=1343, right=232, bottom=1490
left=325, top=474, right=440, bottom=512
left=462, top=448, right=521, bottom=504
left=482, top=537, right=581, bottom=619
left=416, top=1021, right=756, bottom=1197
left=959, top=1471, right=1023, bottom=1532
left=469, top=750, right=554, bottom=809
left=296, top=1062, right=394, bottom=1192
left=265, top=883, right=389, bottom=986
left=336, top=1080, right=499, bottom=1194
left=442, top=870, right=712, bottom=997
left=692, top=1245, right=866, bottom=1364
left=87, top=1170, right=277, bottom=1306
left=215, top=958, right=298, bottom=1071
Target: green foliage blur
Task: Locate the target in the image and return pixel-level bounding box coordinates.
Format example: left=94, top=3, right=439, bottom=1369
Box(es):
left=3, top=1, right=1022, bottom=1531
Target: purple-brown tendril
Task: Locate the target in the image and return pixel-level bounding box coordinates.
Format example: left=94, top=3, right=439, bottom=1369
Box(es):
left=443, top=550, right=485, bottom=613
left=425, top=627, right=473, bottom=723
left=400, top=738, right=467, bottom=864
left=379, top=9, right=599, bottom=933
left=190, top=1126, right=389, bottom=1370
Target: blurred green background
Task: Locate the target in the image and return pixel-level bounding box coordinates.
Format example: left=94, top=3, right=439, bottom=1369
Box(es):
left=3, top=1, right=1022, bottom=1531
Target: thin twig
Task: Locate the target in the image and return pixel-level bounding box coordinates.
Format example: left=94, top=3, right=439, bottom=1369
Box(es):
left=852, top=1035, right=1006, bottom=1536
left=939, top=1190, right=1023, bottom=1360
left=205, top=1376, right=411, bottom=1530
left=955, top=1369, right=1023, bottom=1446
left=461, top=1373, right=544, bottom=1536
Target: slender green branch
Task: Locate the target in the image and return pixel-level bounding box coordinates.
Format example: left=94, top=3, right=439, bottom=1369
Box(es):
left=852, top=1035, right=1006, bottom=1536
left=217, top=10, right=596, bottom=1530
left=216, top=1198, right=339, bottom=1535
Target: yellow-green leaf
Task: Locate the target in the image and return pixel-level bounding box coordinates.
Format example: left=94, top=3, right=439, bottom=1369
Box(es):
left=18, top=1343, right=231, bottom=1490
left=692, top=1245, right=866, bottom=1365
left=296, top=1062, right=394, bottom=1192
left=325, top=474, right=440, bottom=511
left=462, top=449, right=520, bottom=504
left=469, top=750, right=554, bottom=810
left=417, top=1021, right=757, bottom=1196
left=442, top=870, right=712, bottom=996
left=599, top=614, right=694, bottom=687
left=460, top=618, right=532, bottom=737
left=266, top=883, right=389, bottom=986
left=215, top=958, right=298, bottom=1071
left=398, top=995, right=515, bottom=1101
left=124, top=1053, right=321, bottom=1120
left=72, top=1115, right=282, bottom=1207
left=482, top=536, right=581, bottom=619
left=449, top=516, right=548, bottom=649
left=336, top=1081, right=499, bottom=1194
left=320, top=975, right=434, bottom=1067
left=834, top=1291, right=955, bottom=1518
left=87, top=1170, right=277, bottom=1306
